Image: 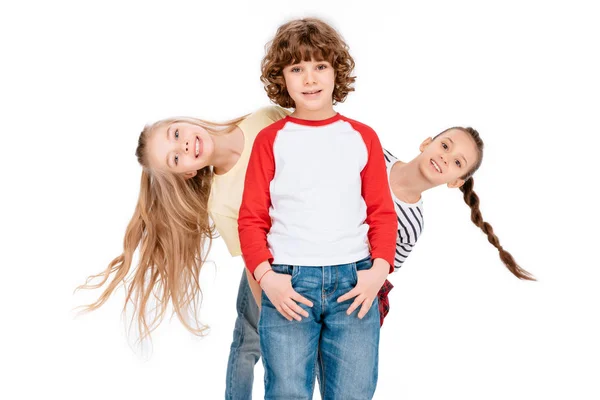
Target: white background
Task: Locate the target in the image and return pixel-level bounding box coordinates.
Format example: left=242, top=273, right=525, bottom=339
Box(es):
left=1, top=0, right=599, bottom=399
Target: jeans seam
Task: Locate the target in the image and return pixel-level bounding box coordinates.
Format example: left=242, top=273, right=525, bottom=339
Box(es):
left=226, top=278, right=249, bottom=400
left=319, top=348, right=326, bottom=399
left=310, top=349, right=317, bottom=398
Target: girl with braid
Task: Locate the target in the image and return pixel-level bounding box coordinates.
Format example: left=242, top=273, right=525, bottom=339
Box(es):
left=363, top=126, right=535, bottom=325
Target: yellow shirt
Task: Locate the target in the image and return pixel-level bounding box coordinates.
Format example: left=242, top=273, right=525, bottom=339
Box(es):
left=208, top=106, right=290, bottom=256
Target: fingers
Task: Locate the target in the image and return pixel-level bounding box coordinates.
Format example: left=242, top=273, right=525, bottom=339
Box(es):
left=275, top=304, right=294, bottom=321
left=291, top=291, right=314, bottom=308
left=274, top=292, right=311, bottom=321
left=346, top=295, right=365, bottom=315
left=286, top=297, right=309, bottom=318
left=281, top=302, right=303, bottom=321
left=357, top=298, right=374, bottom=319
left=337, top=287, right=359, bottom=303
left=345, top=295, right=374, bottom=319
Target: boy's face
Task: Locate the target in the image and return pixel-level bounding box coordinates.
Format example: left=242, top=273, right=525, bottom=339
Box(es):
left=282, top=59, right=335, bottom=118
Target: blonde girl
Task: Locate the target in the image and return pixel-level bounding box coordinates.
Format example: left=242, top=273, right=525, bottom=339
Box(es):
left=78, top=106, right=289, bottom=400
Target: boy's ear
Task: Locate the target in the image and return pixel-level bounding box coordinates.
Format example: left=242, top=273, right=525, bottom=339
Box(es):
left=419, top=137, right=433, bottom=153
left=447, top=178, right=465, bottom=189
left=184, top=170, right=198, bottom=180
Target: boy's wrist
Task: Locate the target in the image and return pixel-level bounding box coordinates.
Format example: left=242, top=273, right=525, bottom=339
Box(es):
left=371, top=258, right=391, bottom=278
left=259, top=269, right=278, bottom=289
left=253, top=261, right=272, bottom=281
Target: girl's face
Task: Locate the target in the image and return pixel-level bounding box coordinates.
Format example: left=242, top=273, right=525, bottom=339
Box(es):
left=419, top=128, right=480, bottom=188
left=146, top=122, right=215, bottom=178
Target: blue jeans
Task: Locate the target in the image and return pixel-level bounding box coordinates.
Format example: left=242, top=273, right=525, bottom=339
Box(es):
left=225, top=270, right=261, bottom=400
left=224, top=271, right=325, bottom=399
left=259, top=257, right=380, bottom=400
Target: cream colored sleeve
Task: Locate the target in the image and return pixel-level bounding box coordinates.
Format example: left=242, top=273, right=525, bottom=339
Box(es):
left=266, top=105, right=291, bottom=121
left=210, top=212, right=242, bottom=257
left=252, top=105, right=291, bottom=125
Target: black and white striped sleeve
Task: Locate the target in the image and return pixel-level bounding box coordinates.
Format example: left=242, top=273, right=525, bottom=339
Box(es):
left=383, top=148, right=425, bottom=271
left=393, top=200, right=424, bottom=270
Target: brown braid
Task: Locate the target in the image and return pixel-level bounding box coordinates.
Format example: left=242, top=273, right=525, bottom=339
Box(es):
left=449, top=127, right=535, bottom=280
left=459, top=177, right=535, bottom=280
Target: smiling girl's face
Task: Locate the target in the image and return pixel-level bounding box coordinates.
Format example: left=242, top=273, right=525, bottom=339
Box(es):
left=145, top=121, right=215, bottom=178
left=418, top=128, right=480, bottom=188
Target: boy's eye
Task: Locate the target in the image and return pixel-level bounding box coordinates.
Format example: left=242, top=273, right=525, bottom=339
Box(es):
left=455, top=160, right=461, bottom=167
left=174, top=155, right=179, bottom=165
left=175, top=129, right=179, bottom=139
left=442, top=142, right=448, bottom=150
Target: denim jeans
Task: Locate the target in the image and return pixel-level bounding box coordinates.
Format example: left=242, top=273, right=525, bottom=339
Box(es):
left=225, top=270, right=261, bottom=400
left=259, top=257, right=380, bottom=400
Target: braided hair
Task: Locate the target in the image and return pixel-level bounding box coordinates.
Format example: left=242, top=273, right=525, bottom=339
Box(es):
left=438, top=127, right=535, bottom=280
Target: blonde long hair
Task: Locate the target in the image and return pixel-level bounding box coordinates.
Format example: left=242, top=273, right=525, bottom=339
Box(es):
left=77, top=115, right=246, bottom=340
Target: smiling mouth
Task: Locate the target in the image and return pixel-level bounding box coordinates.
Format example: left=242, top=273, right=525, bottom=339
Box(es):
left=302, top=89, right=322, bottom=95
left=430, top=159, right=442, bottom=173
left=195, top=136, right=201, bottom=158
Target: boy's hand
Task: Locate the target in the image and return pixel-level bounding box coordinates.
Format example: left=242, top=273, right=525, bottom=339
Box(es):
left=337, top=258, right=390, bottom=319
left=258, top=267, right=313, bottom=321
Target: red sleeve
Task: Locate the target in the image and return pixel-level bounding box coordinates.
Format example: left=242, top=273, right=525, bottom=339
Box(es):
left=238, top=123, right=281, bottom=274
left=345, top=118, right=397, bottom=272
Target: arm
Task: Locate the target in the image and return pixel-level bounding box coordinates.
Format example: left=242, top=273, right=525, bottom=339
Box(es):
left=238, top=129, right=276, bottom=274
left=360, top=131, right=397, bottom=271
left=245, top=268, right=262, bottom=307
left=238, top=127, right=312, bottom=320
left=338, top=128, right=397, bottom=318
left=393, top=203, right=424, bottom=271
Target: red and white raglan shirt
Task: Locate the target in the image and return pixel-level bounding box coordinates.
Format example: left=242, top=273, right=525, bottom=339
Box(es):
left=238, top=113, right=397, bottom=275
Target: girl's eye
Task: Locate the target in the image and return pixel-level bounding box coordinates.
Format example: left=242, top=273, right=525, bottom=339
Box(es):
left=174, top=155, right=179, bottom=165
left=317, top=64, right=327, bottom=70
left=291, top=67, right=301, bottom=73
left=175, top=129, right=179, bottom=139
left=442, top=142, right=448, bottom=150
left=455, top=160, right=461, bottom=167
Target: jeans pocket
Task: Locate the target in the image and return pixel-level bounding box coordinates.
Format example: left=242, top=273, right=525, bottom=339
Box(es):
left=352, top=257, right=372, bottom=285
left=271, top=264, right=302, bottom=288
left=271, top=264, right=293, bottom=276
left=290, top=265, right=300, bottom=285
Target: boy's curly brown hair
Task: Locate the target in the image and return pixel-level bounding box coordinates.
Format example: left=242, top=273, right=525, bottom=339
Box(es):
left=261, top=18, right=356, bottom=109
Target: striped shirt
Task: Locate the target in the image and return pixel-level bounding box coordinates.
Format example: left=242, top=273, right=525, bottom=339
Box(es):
left=383, top=148, right=424, bottom=271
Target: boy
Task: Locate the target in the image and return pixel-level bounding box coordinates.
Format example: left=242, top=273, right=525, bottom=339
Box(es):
left=238, top=18, right=397, bottom=399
